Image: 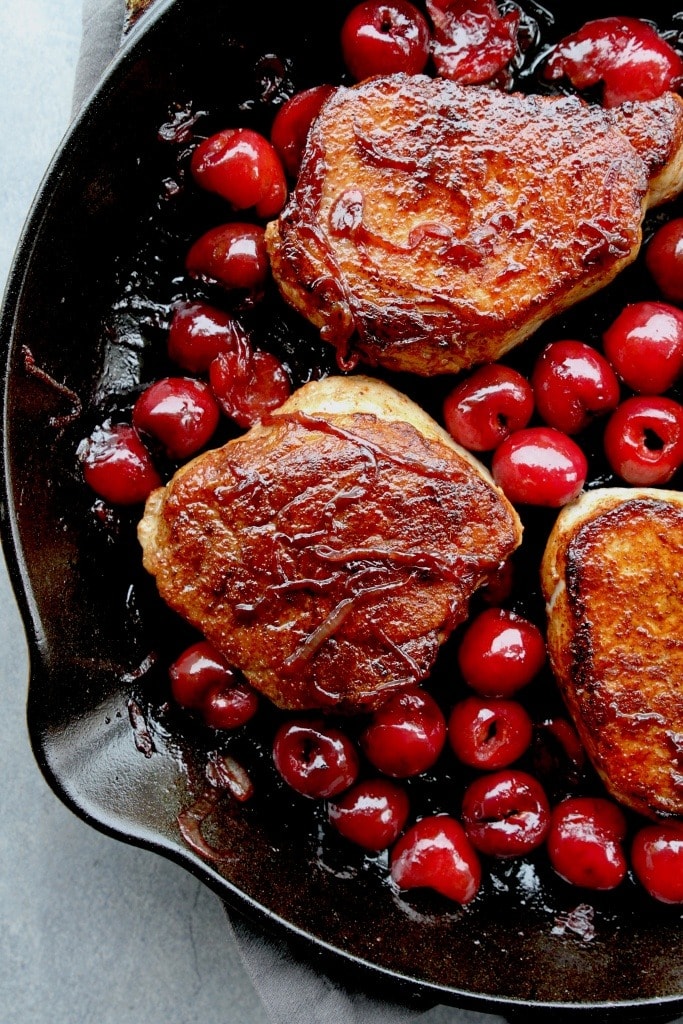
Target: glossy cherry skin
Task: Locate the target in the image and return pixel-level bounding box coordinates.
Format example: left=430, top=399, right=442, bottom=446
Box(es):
left=360, top=688, right=447, bottom=778
left=132, top=377, right=220, bottom=459
left=78, top=423, right=161, bottom=505
left=547, top=797, right=627, bottom=891
left=602, top=301, right=683, bottom=395
left=190, top=128, right=287, bottom=218
left=427, top=0, right=520, bottom=85
left=169, top=640, right=235, bottom=708
left=340, top=0, right=431, bottom=81
left=270, top=85, right=335, bottom=179
left=168, top=640, right=259, bottom=729
left=389, top=815, right=481, bottom=904
left=167, top=301, right=248, bottom=374
left=328, top=778, right=410, bottom=852
left=461, top=769, right=551, bottom=858
left=448, top=696, right=532, bottom=771
left=209, top=346, right=291, bottom=428
left=603, top=395, right=683, bottom=485
left=457, top=607, right=546, bottom=698
left=646, top=219, right=683, bottom=304
left=273, top=719, right=360, bottom=799
left=543, top=16, right=683, bottom=107
left=492, top=426, right=588, bottom=507
left=531, top=340, right=620, bottom=434
left=443, top=364, right=534, bottom=451
left=202, top=685, right=260, bottom=730
left=631, top=821, right=683, bottom=904
left=186, top=223, right=269, bottom=292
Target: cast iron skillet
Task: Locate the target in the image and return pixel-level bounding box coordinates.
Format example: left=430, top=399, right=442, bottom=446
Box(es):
left=3, top=1, right=683, bottom=1020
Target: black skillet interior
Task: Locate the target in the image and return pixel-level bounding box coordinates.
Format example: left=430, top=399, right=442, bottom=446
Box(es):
left=3, top=0, right=683, bottom=1019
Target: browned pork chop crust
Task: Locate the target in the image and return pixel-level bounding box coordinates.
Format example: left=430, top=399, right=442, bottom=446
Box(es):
left=609, top=91, right=683, bottom=207
left=266, top=75, right=683, bottom=376
left=139, top=376, right=521, bottom=712
left=542, top=489, right=683, bottom=819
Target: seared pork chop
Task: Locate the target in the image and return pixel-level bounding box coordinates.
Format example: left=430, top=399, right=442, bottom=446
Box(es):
left=541, top=487, right=683, bottom=818
left=138, top=375, right=522, bottom=712
left=265, top=75, right=683, bottom=376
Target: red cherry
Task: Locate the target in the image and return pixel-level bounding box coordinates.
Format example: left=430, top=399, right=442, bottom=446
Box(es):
left=168, top=640, right=259, bottom=728
left=273, top=719, right=360, bottom=798
left=340, top=0, right=431, bottom=81
left=461, top=769, right=550, bottom=857
left=631, top=821, right=683, bottom=904
left=543, top=16, right=683, bottom=108
left=602, top=301, right=683, bottom=395
left=547, top=796, right=627, bottom=891
left=442, top=364, right=534, bottom=452
left=190, top=128, right=287, bottom=219
left=390, top=815, right=481, bottom=904
left=492, top=426, right=588, bottom=507
left=209, top=345, right=291, bottom=429
left=169, top=640, right=235, bottom=708
left=186, top=223, right=269, bottom=292
left=202, top=685, right=259, bottom=730
left=448, top=695, right=532, bottom=771
left=132, top=377, right=220, bottom=459
left=360, top=688, right=447, bottom=778
left=328, top=778, right=410, bottom=852
left=270, top=85, right=335, bottom=179
left=78, top=422, right=161, bottom=505
left=426, top=0, right=520, bottom=85
left=646, top=219, right=683, bottom=304
left=457, top=607, right=546, bottom=698
left=531, top=340, right=620, bottom=434
left=603, top=395, right=683, bottom=485
left=167, top=301, right=248, bottom=374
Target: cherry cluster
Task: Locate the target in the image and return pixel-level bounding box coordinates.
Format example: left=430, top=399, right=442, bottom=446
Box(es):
left=443, top=281, right=683, bottom=504
left=78, top=120, right=301, bottom=501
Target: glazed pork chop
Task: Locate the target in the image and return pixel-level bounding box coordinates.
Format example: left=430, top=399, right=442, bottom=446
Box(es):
left=541, top=487, right=683, bottom=819
left=266, top=74, right=683, bottom=375
left=138, top=375, right=522, bottom=712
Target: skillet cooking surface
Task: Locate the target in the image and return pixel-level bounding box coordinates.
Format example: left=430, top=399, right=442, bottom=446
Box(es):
left=2, top=0, right=683, bottom=1018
